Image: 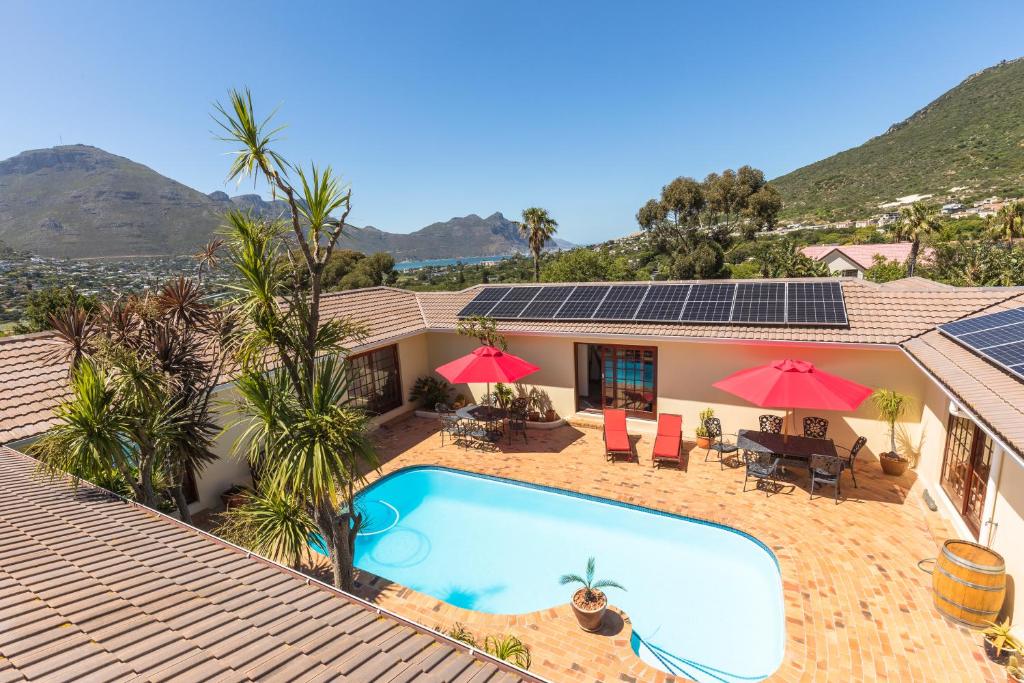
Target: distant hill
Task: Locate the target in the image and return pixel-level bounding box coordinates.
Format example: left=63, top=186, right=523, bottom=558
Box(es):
left=0, top=145, right=572, bottom=259
left=774, top=57, right=1024, bottom=219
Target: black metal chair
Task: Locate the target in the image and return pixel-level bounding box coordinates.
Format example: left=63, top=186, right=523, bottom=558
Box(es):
left=742, top=450, right=782, bottom=495
left=436, top=403, right=462, bottom=447
left=808, top=454, right=844, bottom=504
left=758, top=414, right=783, bottom=434
left=836, top=435, right=867, bottom=487
left=803, top=416, right=829, bottom=440
left=508, top=397, right=529, bottom=444
left=703, top=417, right=739, bottom=470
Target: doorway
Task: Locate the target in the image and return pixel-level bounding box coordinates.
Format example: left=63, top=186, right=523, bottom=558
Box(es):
left=575, top=343, right=657, bottom=418
left=940, top=415, right=993, bottom=538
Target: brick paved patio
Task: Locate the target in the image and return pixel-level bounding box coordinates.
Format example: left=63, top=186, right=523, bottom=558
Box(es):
left=350, top=415, right=1002, bottom=683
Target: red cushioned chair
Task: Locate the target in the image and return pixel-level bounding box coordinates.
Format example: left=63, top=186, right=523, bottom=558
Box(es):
left=651, top=413, right=684, bottom=468
left=603, top=408, right=634, bottom=462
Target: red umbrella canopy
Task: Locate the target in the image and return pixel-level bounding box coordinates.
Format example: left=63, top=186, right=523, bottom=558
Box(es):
left=435, top=345, right=540, bottom=384
left=712, top=359, right=872, bottom=411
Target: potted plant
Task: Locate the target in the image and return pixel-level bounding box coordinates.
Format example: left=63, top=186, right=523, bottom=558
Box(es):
left=529, top=387, right=555, bottom=422
left=872, top=389, right=911, bottom=476
left=409, top=376, right=451, bottom=410
left=1008, top=654, right=1024, bottom=683
left=452, top=393, right=467, bottom=409
left=983, top=619, right=1021, bottom=664
left=695, top=408, right=714, bottom=449
left=491, top=383, right=514, bottom=410
left=559, top=557, right=625, bottom=632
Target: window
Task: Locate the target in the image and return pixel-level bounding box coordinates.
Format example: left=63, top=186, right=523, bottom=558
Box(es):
left=940, top=415, right=993, bottom=538
left=348, top=345, right=402, bottom=415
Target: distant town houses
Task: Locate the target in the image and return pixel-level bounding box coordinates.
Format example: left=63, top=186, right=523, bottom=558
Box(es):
left=800, top=242, right=935, bottom=279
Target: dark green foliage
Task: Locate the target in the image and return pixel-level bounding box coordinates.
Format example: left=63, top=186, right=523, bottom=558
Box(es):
left=669, top=239, right=727, bottom=279
left=927, top=241, right=1024, bottom=286
left=409, top=376, right=451, bottom=408
left=14, top=286, right=99, bottom=334
left=541, top=249, right=630, bottom=282
left=774, top=58, right=1024, bottom=219
left=321, top=250, right=397, bottom=290
left=756, top=240, right=830, bottom=278
left=864, top=255, right=908, bottom=283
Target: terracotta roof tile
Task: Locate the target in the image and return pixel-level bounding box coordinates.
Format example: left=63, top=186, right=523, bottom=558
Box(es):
left=801, top=243, right=935, bottom=269
left=0, top=447, right=540, bottom=683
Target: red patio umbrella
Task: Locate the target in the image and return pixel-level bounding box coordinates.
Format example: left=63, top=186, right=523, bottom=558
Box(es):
left=712, top=359, right=872, bottom=437
left=436, top=345, right=539, bottom=404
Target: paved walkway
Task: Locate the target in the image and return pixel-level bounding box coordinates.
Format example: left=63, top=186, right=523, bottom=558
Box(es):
left=350, top=416, right=1001, bottom=683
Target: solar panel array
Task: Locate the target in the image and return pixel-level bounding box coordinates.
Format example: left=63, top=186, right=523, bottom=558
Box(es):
left=938, top=307, right=1024, bottom=382
left=456, top=281, right=848, bottom=327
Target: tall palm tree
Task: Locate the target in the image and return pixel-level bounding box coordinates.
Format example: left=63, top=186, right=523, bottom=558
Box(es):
left=894, top=202, right=941, bottom=277
left=518, top=207, right=558, bottom=282
left=215, top=89, right=378, bottom=591
left=988, top=201, right=1024, bottom=248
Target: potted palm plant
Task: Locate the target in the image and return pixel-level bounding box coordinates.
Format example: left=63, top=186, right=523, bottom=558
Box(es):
left=872, top=389, right=911, bottom=476
left=983, top=619, right=1021, bottom=664
left=695, top=408, right=714, bottom=449
left=559, top=557, right=625, bottom=632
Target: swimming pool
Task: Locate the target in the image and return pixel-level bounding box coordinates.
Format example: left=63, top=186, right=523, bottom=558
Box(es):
left=325, top=467, right=784, bottom=681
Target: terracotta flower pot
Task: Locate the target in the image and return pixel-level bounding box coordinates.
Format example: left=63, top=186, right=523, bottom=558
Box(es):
left=570, top=588, right=607, bottom=632
left=545, top=409, right=557, bottom=422
left=696, top=436, right=711, bottom=450
left=880, top=453, right=909, bottom=476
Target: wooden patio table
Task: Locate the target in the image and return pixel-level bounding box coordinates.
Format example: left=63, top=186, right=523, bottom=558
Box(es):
left=737, top=429, right=838, bottom=461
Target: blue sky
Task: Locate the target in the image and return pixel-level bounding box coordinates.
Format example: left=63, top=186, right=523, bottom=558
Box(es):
left=2, top=1, right=1023, bottom=244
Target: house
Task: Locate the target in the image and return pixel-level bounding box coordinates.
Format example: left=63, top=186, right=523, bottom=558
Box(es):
left=942, top=202, right=965, bottom=214
left=4, top=278, right=1024, bottom=676
left=878, top=211, right=901, bottom=226
left=800, top=242, right=933, bottom=278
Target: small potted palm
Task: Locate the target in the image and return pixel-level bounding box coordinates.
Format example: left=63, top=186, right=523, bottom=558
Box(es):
left=983, top=618, right=1021, bottom=664
left=872, top=389, right=911, bottom=476
left=695, top=408, right=714, bottom=449
left=559, top=557, right=625, bottom=632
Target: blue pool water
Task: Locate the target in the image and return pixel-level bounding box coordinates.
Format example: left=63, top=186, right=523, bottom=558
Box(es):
left=327, top=467, right=784, bottom=681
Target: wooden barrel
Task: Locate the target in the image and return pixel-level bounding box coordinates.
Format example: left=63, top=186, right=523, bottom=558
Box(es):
left=932, top=539, right=1006, bottom=628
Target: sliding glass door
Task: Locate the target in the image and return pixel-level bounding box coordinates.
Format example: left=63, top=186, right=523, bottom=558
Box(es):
left=599, top=344, right=657, bottom=418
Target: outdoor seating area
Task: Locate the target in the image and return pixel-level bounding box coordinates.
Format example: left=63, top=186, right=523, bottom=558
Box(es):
left=361, top=414, right=1002, bottom=683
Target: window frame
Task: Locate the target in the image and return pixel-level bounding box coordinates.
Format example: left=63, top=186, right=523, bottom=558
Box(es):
left=347, top=344, right=403, bottom=416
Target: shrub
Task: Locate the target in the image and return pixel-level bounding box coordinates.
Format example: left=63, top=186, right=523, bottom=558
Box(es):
left=409, top=376, right=451, bottom=409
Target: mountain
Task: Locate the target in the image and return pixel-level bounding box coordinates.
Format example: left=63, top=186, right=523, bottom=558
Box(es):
left=0, top=144, right=573, bottom=259
left=341, top=212, right=573, bottom=262
left=0, top=145, right=225, bottom=258
left=773, top=57, right=1024, bottom=219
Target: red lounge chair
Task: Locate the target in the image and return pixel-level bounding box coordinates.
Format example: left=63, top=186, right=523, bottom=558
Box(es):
left=603, top=409, right=634, bottom=461
left=652, top=413, right=684, bottom=468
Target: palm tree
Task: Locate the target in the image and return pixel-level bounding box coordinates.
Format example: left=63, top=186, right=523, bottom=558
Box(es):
left=988, top=201, right=1024, bottom=248
left=214, top=89, right=379, bottom=591
left=517, top=207, right=558, bottom=282
left=893, top=202, right=941, bottom=277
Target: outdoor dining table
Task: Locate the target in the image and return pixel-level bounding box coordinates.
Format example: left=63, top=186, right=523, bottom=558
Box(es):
left=456, top=404, right=509, bottom=442
left=737, top=429, right=839, bottom=479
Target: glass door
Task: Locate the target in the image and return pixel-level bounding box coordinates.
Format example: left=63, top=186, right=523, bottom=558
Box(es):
left=599, top=345, right=657, bottom=418
left=940, top=415, right=993, bottom=538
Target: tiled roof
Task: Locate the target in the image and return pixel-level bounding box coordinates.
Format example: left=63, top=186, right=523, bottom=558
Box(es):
left=903, top=295, right=1024, bottom=456
left=0, top=446, right=538, bottom=683
left=418, top=279, right=1022, bottom=346
left=3, top=279, right=1024, bottom=446
left=801, top=243, right=935, bottom=269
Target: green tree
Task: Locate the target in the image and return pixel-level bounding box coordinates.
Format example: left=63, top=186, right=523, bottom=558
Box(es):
left=322, top=249, right=367, bottom=289
left=214, top=89, right=379, bottom=591
left=756, top=239, right=830, bottom=278
left=987, top=201, right=1024, bottom=248
left=338, top=252, right=396, bottom=289
left=14, top=286, right=99, bottom=334
left=863, top=255, right=907, bottom=283
left=517, top=207, right=559, bottom=282
left=893, top=202, right=941, bottom=277
left=670, top=240, right=727, bottom=279
left=542, top=249, right=614, bottom=282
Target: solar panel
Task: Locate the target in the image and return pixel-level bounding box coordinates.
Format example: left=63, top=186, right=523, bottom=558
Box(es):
left=488, top=299, right=532, bottom=318
left=531, top=286, right=575, bottom=301
left=594, top=285, right=649, bottom=319
left=787, top=282, right=847, bottom=325
left=520, top=298, right=568, bottom=319
left=503, top=287, right=542, bottom=302
left=474, top=287, right=511, bottom=302
left=939, top=307, right=1024, bottom=382
left=555, top=286, right=609, bottom=319
left=681, top=284, right=736, bottom=322
left=457, top=299, right=500, bottom=317
left=732, top=282, right=786, bottom=324
left=635, top=285, right=690, bottom=321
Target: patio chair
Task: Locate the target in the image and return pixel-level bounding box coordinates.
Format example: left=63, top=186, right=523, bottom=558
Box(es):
left=802, top=416, right=829, bottom=440
left=741, top=450, right=781, bottom=495
left=758, top=414, right=783, bottom=434
left=703, top=417, right=738, bottom=470
left=603, top=409, right=634, bottom=462
left=436, top=403, right=461, bottom=447
left=808, top=454, right=844, bottom=504
left=836, top=435, right=867, bottom=487
left=651, top=413, right=684, bottom=468
left=508, top=397, right=529, bottom=444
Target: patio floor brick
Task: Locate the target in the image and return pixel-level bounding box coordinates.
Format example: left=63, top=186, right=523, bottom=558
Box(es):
left=348, top=415, right=1003, bottom=683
